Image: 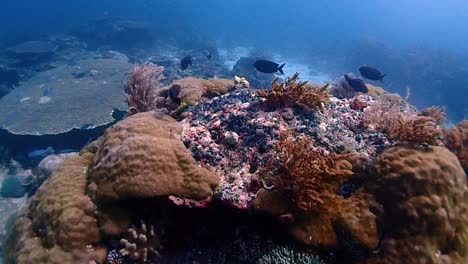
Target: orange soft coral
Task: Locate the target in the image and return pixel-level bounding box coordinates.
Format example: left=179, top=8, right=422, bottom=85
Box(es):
left=386, top=115, right=442, bottom=146
left=419, top=106, right=446, bottom=125
left=363, top=97, right=442, bottom=146
left=267, top=131, right=353, bottom=211
left=258, top=73, right=330, bottom=111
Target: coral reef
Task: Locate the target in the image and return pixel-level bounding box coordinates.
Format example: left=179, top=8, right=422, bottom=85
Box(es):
left=3, top=73, right=467, bottom=264
left=258, top=245, right=324, bottom=264
left=124, top=63, right=165, bottom=114
left=156, top=77, right=234, bottom=116
left=118, top=221, right=164, bottom=263
left=0, top=53, right=132, bottom=135
left=258, top=73, right=330, bottom=111
left=88, top=111, right=219, bottom=202
left=420, top=105, right=446, bottom=125
left=444, top=120, right=468, bottom=172
left=266, top=131, right=353, bottom=211
left=363, top=93, right=442, bottom=146
left=365, top=146, right=468, bottom=263
left=3, top=152, right=100, bottom=263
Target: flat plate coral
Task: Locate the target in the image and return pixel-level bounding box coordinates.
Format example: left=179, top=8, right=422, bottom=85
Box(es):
left=0, top=53, right=131, bottom=135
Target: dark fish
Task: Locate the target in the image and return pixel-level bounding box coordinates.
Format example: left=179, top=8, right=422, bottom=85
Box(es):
left=344, top=74, right=368, bottom=93
left=180, top=55, right=193, bottom=70
left=206, top=53, right=213, bottom=60
left=359, top=65, right=385, bottom=82
left=253, top=60, right=285, bottom=75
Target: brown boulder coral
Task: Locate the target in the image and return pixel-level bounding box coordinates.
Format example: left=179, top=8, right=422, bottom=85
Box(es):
left=88, top=111, right=219, bottom=202
left=156, top=77, right=234, bottom=115
left=365, top=146, right=468, bottom=264
left=3, top=152, right=100, bottom=264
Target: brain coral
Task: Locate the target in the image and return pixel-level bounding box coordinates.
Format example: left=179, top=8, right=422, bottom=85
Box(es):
left=88, top=111, right=219, bottom=202
left=365, top=146, right=468, bottom=264
left=3, top=152, right=100, bottom=264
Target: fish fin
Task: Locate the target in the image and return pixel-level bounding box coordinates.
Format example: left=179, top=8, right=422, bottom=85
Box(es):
left=380, top=74, right=385, bottom=83
left=278, top=63, right=286, bottom=75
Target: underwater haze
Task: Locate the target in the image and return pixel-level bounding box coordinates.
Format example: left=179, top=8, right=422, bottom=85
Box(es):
left=1, top=0, right=467, bottom=121
left=1, top=1, right=468, bottom=264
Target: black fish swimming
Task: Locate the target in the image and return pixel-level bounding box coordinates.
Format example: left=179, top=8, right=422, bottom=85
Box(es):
left=253, top=60, right=285, bottom=75
left=180, top=55, right=193, bottom=70
left=359, top=65, right=385, bottom=82
left=344, top=74, right=368, bottom=93
left=206, top=53, right=213, bottom=60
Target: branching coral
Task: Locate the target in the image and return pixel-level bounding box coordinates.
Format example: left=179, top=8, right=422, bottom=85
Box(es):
left=258, top=73, right=330, bottom=111
left=124, top=63, right=165, bottom=114
left=267, top=131, right=353, bottom=211
left=444, top=120, right=468, bottom=171
left=257, top=245, right=324, bottom=264
left=119, top=221, right=164, bottom=263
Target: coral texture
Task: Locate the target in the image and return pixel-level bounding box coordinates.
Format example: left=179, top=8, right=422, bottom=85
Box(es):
left=119, top=221, right=163, bottom=263
left=3, top=153, right=100, bottom=264
left=125, top=63, right=165, bottom=114
left=258, top=245, right=323, bottom=264
left=258, top=73, right=330, bottom=111
left=88, top=111, right=219, bottom=202
left=266, top=131, right=353, bottom=211
left=444, top=120, right=468, bottom=172
left=363, top=93, right=442, bottom=146
left=365, top=146, right=468, bottom=264
left=420, top=106, right=446, bottom=125
left=157, top=77, right=234, bottom=113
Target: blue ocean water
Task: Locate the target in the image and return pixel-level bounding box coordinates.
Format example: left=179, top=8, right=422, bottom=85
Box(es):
left=0, top=1, right=467, bottom=263
left=1, top=0, right=466, bottom=121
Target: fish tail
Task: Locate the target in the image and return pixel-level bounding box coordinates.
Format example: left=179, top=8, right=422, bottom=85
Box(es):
left=278, top=63, right=286, bottom=75
left=380, top=74, right=385, bottom=82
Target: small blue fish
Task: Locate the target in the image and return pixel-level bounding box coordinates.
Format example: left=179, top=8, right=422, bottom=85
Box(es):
left=43, top=86, right=54, bottom=96
left=27, top=147, right=55, bottom=159
left=57, top=148, right=76, bottom=154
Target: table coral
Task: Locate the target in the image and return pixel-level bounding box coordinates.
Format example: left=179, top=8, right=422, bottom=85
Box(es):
left=88, top=111, right=219, bottom=202
left=365, top=146, right=468, bottom=264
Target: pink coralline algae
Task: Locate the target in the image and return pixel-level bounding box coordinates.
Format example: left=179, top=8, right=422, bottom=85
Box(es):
left=181, top=86, right=393, bottom=209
